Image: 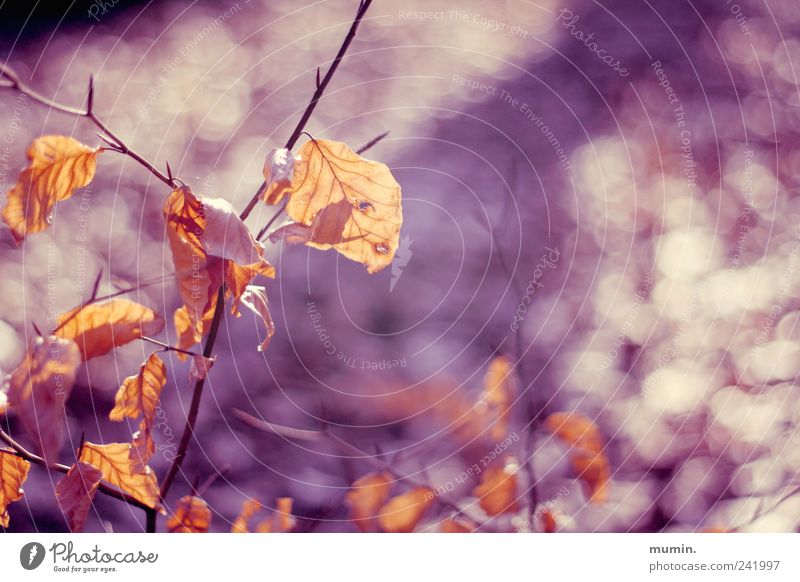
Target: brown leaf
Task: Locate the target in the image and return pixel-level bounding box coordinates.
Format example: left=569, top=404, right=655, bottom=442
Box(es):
left=238, top=285, right=275, bottom=352
left=377, top=487, right=433, bottom=533
left=283, top=138, right=403, bottom=274
left=7, top=336, right=81, bottom=462
left=2, top=135, right=100, bottom=244
left=262, top=147, right=295, bottom=204
left=0, top=451, right=31, bottom=527
left=78, top=442, right=159, bottom=508
left=231, top=498, right=262, bottom=533
left=539, top=508, right=558, bottom=533
left=109, top=353, right=167, bottom=472
left=345, top=471, right=392, bottom=532
left=472, top=464, right=519, bottom=516
left=482, top=355, right=515, bottom=441
left=55, top=299, right=164, bottom=361
left=255, top=497, right=296, bottom=533
left=55, top=461, right=104, bottom=532
left=544, top=412, right=610, bottom=503
left=439, top=517, right=475, bottom=533
left=167, top=495, right=211, bottom=533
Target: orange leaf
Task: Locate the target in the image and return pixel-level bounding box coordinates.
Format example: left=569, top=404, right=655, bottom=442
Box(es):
left=377, top=487, right=433, bottom=533
left=472, top=464, right=519, bottom=516
left=2, top=135, right=100, bottom=244
left=7, top=336, right=81, bottom=462
left=55, top=461, right=104, bottom=532
left=284, top=138, right=403, bottom=273
left=167, top=495, right=211, bottom=533
left=539, top=508, right=558, bottom=533
left=55, top=299, right=164, bottom=361
left=109, top=353, right=167, bottom=472
left=345, top=471, right=392, bottom=532
left=231, top=498, right=262, bottom=533
left=0, top=451, right=31, bottom=527
left=545, top=412, right=610, bottom=503
left=439, top=517, right=475, bottom=533
left=255, top=497, right=296, bottom=533
left=482, top=355, right=515, bottom=441
left=78, top=442, right=159, bottom=509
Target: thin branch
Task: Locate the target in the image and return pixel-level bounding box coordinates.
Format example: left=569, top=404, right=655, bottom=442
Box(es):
left=140, top=335, right=202, bottom=358
left=234, top=410, right=473, bottom=521
left=0, top=65, right=174, bottom=188
left=238, top=0, right=374, bottom=223
left=356, top=130, right=390, bottom=155
left=158, top=0, right=376, bottom=507
left=0, top=428, right=152, bottom=512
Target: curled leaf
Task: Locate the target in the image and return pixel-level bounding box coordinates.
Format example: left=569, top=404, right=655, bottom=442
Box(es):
left=472, top=462, right=519, bottom=516
left=55, top=299, right=164, bottom=361
left=239, top=285, right=275, bottom=352
left=0, top=451, right=31, bottom=527
left=167, top=495, right=211, bottom=533
left=78, top=442, right=159, bottom=509
left=109, top=353, right=167, bottom=473
left=545, top=412, right=610, bottom=503
left=2, top=135, right=100, bottom=244
left=231, top=498, right=262, bottom=533
left=55, top=461, right=104, bottom=532
left=345, top=471, right=392, bottom=532
left=189, top=354, right=217, bottom=382
left=255, top=497, right=296, bottom=533
left=7, top=336, right=81, bottom=462
left=200, top=197, right=265, bottom=266
left=481, top=355, right=515, bottom=441
left=377, top=487, right=433, bottom=533
left=283, top=138, right=403, bottom=273
left=440, top=516, right=475, bottom=533
left=262, top=147, right=295, bottom=204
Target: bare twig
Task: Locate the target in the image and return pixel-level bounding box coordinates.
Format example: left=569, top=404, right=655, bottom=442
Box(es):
left=140, top=335, right=202, bottom=358
left=0, top=64, right=174, bottom=187
left=356, top=130, right=390, bottom=155
left=234, top=410, right=473, bottom=521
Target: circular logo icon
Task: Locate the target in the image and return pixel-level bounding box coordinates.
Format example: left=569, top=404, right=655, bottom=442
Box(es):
left=20, top=542, right=46, bottom=570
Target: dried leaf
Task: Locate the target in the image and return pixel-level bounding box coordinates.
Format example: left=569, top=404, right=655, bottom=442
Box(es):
left=268, top=222, right=314, bottom=245
left=482, top=355, right=514, bottom=441
left=7, top=336, right=81, bottom=462
left=78, top=442, right=159, bottom=508
left=539, top=508, right=558, bottom=533
left=377, top=487, right=433, bottom=533
left=472, top=464, right=519, bottom=516
left=284, top=139, right=403, bottom=273
left=201, top=197, right=265, bottom=266
left=545, top=412, right=610, bottom=503
left=55, top=299, right=164, bottom=361
left=0, top=451, right=31, bottom=527
left=262, top=147, right=295, bottom=204
left=109, top=353, right=166, bottom=472
left=231, top=498, right=262, bottom=533
left=345, top=471, right=392, bottom=532
left=189, top=354, right=216, bottom=381
left=238, top=285, right=275, bottom=352
left=55, top=461, right=103, bottom=532
left=2, top=135, right=100, bottom=243
left=167, top=495, right=211, bottom=533
left=440, top=517, right=475, bottom=533
left=255, top=497, right=296, bottom=533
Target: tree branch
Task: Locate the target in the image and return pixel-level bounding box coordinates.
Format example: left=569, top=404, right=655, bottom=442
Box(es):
left=157, top=0, right=376, bottom=511
left=0, top=428, right=153, bottom=513
left=0, top=64, right=175, bottom=188
left=238, top=0, right=374, bottom=223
